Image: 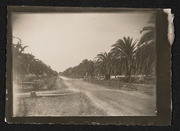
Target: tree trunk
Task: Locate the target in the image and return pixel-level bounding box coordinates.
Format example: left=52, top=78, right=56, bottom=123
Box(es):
left=105, top=74, right=110, bottom=80
left=105, top=66, right=111, bottom=80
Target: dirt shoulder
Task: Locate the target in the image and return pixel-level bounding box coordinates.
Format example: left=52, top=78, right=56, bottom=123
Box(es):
left=83, top=78, right=156, bottom=96
left=14, top=76, right=156, bottom=116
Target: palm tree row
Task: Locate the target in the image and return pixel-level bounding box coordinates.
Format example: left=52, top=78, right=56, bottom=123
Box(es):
left=63, top=15, right=156, bottom=83
left=13, top=37, right=58, bottom=82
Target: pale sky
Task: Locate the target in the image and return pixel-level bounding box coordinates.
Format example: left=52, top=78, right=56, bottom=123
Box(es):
left=12, top=12, right=153, bottom=72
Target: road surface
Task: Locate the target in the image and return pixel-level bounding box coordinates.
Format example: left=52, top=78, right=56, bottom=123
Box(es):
left=14, top=76, right=156, bottom=116
left=59, top=76, right=156, bottom=116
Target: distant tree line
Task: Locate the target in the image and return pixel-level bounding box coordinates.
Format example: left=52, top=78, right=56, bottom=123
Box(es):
left=63, top=59, right=94, bottom=78
left=63, top=15, right=156, bottom=83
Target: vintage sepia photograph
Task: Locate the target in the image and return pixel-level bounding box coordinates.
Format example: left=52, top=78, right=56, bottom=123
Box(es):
left=12, top=11, right=156, bottom=117
left=6, top=7, right=172, bottom=125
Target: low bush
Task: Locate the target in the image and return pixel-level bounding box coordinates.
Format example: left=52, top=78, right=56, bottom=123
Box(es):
left=24, top=74, right=36, bottom=82
left=18, top=76, right=58, bottom=92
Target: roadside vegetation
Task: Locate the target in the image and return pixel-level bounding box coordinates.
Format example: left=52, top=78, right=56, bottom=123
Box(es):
left=13, top=37, right=58, bottom=92
left=63, top=15, right=156, bottom=89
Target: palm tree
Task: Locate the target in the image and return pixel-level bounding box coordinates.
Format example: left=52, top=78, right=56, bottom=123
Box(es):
left=13, top=36, right=28, bottom=55
left=109, top=57, right=119, bottom=78
left=13, top=37, right=58, bottom=82
left=136, top=14, right=156, bottom=80
left=111, top=36, right=137, bottom=82
left=12, top=37, right=29, bottom=81
left=138, top=14, right=155, bottom=50
left=95, top=52, right=113, bottom=80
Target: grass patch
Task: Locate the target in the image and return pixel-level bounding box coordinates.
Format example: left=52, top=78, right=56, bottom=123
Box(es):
left=84, top=78, right=155, bottom=95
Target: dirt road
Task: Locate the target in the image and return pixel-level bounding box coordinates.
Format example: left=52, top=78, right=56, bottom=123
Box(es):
left=59, top=76, right=156, bottom=116
left=15, top=76, right=156, bottom=116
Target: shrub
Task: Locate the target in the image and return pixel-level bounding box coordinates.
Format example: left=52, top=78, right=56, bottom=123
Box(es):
left=24, top=74, right=36, bottom=82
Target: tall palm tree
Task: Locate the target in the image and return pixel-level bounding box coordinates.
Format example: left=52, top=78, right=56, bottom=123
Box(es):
left=138, top=14, right=155, bottom=50
left=136, top=14, right=156, bottom=77
left=13, top=36, right=28, bottom=55
left=12, top=37, right=29, bottom=81
left=95, top=52, right=113, bottom=80
left=111, top=36, right=137, bottom=82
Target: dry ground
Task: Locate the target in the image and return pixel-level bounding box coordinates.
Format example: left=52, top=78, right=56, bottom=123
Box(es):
left=14, top=76, right=156, bottom=116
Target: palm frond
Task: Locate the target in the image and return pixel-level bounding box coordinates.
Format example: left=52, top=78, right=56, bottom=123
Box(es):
left=140, top=26, right=155, bottom=34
